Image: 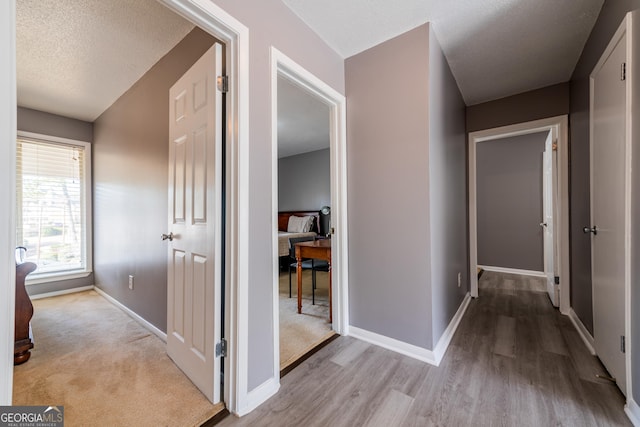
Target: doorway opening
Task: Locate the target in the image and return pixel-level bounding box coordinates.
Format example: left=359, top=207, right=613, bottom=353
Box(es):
left=468, top=116, right=570, bottom=314
left=275, top=74, right=334, bottom=373
left=4, top=0, right=251, bottom=416
left=270, top=47, right=349, bottom=379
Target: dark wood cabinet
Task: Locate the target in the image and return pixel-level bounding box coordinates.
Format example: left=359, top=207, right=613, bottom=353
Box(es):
left=14, top=260, right=36, bottom=365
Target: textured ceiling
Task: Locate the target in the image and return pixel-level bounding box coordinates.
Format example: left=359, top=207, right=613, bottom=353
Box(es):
left=283, top=0, right=604, bottom=105
left=17, top=0, right=194, bottom=122
left=278, top=76, right=330, bottom=158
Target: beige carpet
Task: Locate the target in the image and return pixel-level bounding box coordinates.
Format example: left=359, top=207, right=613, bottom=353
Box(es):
left=279, top=270, right=334, bottom=370
left=13, top=290, right=222, bottom=427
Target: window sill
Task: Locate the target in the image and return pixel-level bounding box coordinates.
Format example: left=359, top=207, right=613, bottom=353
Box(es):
left=26, top=270, right=92, bottom=285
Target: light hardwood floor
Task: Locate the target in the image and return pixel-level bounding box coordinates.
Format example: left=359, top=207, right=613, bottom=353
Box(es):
left=219, top=271, right=630, bottom=426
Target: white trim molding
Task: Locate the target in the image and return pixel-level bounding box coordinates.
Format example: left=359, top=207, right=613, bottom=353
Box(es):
left=269, top=47, right=350, bottom=382
left=0, top=0, right=16, bottom=405
left=625, top=398, right=640, bottom=426
left=568, top=308, right=596, bottom=355
left=468, top=116, right=571, bottom=316
left=17, top=130, right=93, bottom=282
left=478, top=265, right=546, bottom=278
left=30, top=285, right=94, bottom=301
left=235, top=377, right=280, bottom=417
left=94, top=287, right=167, bottom=342
left=433, top=293, right=472, bottom=363
left=349, top=326, right=438, bottom=366
left=349, top=293, right=471, bottom=367
left=157, top=0, right=251, bottom=415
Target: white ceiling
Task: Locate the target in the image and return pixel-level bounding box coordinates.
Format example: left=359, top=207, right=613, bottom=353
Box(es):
left=283, top=0, right=604, bottom=105
left=17, top=0, right=194, bottom=122
left=17, top=0, right=605, bottom=156
left=278, top=76, right=330, bottom=158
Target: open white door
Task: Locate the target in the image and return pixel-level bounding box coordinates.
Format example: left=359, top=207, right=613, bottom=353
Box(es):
left=542, top=132, right=557, bottom=306
left=166, top=43, right=223, bottom=403
left=590, top=28, right=627, bottom=396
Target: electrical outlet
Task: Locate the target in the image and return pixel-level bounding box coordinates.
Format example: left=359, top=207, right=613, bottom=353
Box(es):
left=128, top=275, right=134, bottom=290
left=457, top=272, right=462, bottom=288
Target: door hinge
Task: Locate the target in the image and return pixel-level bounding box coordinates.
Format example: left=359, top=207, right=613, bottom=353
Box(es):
left=216, top=338, right=227, bottom=357
left=217, top=75, right=229, bottom=93
left=554, top=276, right=560, bottom=285
left=621, top=335, right=626, bottom=353
left=621, top=63, right=627, bottom=81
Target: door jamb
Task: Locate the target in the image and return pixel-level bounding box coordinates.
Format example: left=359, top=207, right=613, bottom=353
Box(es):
left=0, top=0, right=17, bottom=406
left=468, top=115, right=570, bottom=315
left=270, top=47, right=350, bottom=376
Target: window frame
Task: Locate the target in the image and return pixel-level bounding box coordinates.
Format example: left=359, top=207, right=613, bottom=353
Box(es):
left=17, top=131, right=92, bottom=284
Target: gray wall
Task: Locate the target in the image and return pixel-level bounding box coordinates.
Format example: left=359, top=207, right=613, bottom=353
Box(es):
left=213, top=0, right=345, bottom=391
left=346, top=24, right=432, bottom=348
left=16, top=107, right=94, bottom=295
left=17, top=107, right=93, bottom=143
left=568, top=0, right=640, bottom=404
left=427, top=27, right=468, bottom=343
left=93, top=28, right=217, bottom=332
left=569, top=1, right=640, bottom=339
left=346, top=23, right=467, bottom=350
left=476, top=132, right=547, bottom=272
left=466, top=83, right=570, bottom=133
left=278, top=149, right=330, bottom=211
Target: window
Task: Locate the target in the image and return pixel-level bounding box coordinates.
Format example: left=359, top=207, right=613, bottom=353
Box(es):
left=16, top=132, right=92, bottom=281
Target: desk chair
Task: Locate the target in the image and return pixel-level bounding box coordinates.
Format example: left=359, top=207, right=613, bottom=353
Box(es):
left=288, top=236, right=328, bottom=304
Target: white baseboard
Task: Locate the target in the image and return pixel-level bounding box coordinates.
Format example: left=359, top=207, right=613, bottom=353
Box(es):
left=93, top=287, right=167, bottom=342
left=478, top=265, right=546, bottom=278
left=349, top=293, right=471, bottom=367
left=349, top=326, right=438, bottom=366
left=568, top=308, right=596, bottom=355
left=236, top=377, right=280, bottom=417
left=29, top=285, right=94, bottom=300
left=625, top=397, right=640, bottom=426
left=433, top=293, right=471, bottom=363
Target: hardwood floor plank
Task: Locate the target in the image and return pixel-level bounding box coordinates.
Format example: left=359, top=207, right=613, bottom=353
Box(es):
left=493, top=314, right=516, bottom=357
left=362, top=389, right=414, bottom=427
left=329, top=337, right=370, bottom=367
left=537, top=313, right=569, bottom=355
left=219, top=272, right=630, bottom=427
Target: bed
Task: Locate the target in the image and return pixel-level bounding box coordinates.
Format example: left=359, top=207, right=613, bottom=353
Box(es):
left=277, top=210, right=320, bottom=257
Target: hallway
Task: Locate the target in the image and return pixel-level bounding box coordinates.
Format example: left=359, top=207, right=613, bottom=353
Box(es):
left=219, top=272, right=630, bottom=426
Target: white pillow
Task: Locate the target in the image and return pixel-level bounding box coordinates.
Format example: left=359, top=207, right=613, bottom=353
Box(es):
left=287, top=215, right=314, bottom=233
left=287, top=216, right=305, bottom=233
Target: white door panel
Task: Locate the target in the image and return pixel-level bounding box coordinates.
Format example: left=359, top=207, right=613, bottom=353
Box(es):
left=590, top=33, right=627, bottom=396
left=167, top=43, right=222, bottom=403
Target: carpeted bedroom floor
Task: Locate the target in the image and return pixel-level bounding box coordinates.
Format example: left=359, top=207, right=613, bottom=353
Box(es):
left=279, top=270, right=334, bottom=371
left=13, top=272, right=334, bottom=425
left=12, top=291, right=223, bottom=427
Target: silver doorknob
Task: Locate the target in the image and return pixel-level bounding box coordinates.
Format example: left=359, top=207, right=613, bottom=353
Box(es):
left=161, top=232, right=174, bottom=241
left=540, top=222, right=548, bottom=227
left=583, top=226, right=598, bottom=236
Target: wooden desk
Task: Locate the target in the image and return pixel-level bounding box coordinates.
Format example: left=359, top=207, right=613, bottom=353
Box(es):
left=295, top=239, right=331, bottom=323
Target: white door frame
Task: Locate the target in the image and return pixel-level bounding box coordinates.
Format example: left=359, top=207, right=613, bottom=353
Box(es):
left=0, top=0, right=17, bottom=406
left=468, top=115, right=570, bottom=315
left=0, top=0, right=253, bottom=415
left=270, top=47, right=350, bottom=376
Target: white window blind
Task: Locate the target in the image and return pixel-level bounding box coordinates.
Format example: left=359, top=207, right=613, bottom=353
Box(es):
left=16, top=137, right=89, bottom=276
